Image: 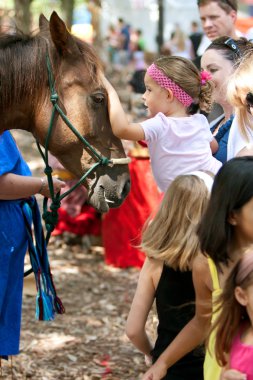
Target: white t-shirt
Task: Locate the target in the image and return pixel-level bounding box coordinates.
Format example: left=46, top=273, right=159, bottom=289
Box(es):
left=227, top=116, right=253, bottom=160
left=140, top=112, right=222, bottom=192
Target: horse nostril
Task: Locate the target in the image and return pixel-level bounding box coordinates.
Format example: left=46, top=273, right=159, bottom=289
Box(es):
left=121, top=179, right=131, bottom=199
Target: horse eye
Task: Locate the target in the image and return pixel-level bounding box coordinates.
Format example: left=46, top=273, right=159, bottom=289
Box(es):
left=91, top=93, right=105, bottom=104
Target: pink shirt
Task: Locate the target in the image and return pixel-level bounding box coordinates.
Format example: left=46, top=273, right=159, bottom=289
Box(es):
left=230, top=324, right=253, bottom=380
left=141, top=112, right=222, bottom=192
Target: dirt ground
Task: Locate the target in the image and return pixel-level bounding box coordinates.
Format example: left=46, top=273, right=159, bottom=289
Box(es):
left=1, top=126, right=156, bottom=379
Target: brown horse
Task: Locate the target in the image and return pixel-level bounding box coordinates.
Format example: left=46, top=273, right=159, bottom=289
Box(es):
left=0, top=12, right=130, bottom=213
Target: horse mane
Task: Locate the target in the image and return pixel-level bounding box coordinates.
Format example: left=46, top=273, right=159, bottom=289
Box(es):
left=0, top=28, right=102, bottom=115
left=0, top=31, right=48, bottom=114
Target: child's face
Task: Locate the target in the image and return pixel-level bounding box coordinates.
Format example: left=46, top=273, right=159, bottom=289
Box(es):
left=142, top=73, right=171, bottom=117
left=231, top=197, right=253, bottom=247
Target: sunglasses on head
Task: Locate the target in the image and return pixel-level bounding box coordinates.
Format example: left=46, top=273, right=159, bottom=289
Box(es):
left=246, top=92, right=253, bottom=114
left=224, top=38, right=241, bottom=58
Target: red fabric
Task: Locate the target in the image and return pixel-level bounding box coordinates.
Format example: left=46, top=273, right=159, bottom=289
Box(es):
left=102, top=157, right=162, bottom=268
left=52, top=204, right=101, bottom=236
left=138, top=140, right=148, bottom=147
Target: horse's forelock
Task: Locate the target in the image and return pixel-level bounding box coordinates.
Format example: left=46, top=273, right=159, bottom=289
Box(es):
left=75, top=37, right=102, bottom=79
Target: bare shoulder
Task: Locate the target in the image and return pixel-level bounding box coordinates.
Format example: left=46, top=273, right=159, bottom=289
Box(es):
left=192, top=253, right=212, bottom=291
left=192, top=253, right=209, bottom=271
left=144, top=257, right=163, bottom=288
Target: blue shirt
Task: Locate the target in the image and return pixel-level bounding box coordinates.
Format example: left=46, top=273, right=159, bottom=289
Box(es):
left=211, top=116, right=234, bottom=164
left=0, top=131, right=31, bottom=176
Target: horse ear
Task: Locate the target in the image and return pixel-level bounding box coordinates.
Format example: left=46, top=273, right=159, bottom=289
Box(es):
left=49, top=11, right=80, bottom=56
left=39, top=14, right=49, bottom=31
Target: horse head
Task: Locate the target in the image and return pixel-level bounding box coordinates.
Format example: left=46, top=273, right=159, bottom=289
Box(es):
left=0, top=12, right=130, bottom=213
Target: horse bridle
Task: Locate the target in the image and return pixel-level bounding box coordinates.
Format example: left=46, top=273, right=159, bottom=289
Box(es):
left=24, top=54, right=130, bottom=276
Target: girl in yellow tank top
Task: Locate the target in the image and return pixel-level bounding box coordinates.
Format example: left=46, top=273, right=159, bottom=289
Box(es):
left=198, top=158, right=253, bottom=380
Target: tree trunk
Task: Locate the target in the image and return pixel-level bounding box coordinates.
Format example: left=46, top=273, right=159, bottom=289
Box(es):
left=87, top=0, right=102, bottom=50
left=60, top=0, right=75, bottom=30
left=157, top=0, right=164, bottom=53
left=14, top=0, right=33, bottom=34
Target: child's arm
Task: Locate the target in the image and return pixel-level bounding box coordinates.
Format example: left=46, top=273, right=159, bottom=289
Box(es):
left=101, top=74, right=145, bottom=141
left=0, top=173, right=65, bottom=200
left=211, top=137, right=219, bottom=154
left=220, top=369, right=247, bottom=380
left=141, top=254, right=212, bottom=380
left=126, top=258, right=158, bottom=357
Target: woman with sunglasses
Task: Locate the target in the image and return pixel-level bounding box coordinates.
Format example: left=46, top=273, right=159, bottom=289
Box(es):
left=227, top=49, right=253, bottom=159
left=201, top=36, right=253, bottom=163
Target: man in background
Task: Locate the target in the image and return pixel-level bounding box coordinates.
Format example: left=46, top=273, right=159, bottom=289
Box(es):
left=196, top=0, right=239, bottom=122
left=189, top=21, right=203, bottom=59
left=196, top=0, right=238, bottom=61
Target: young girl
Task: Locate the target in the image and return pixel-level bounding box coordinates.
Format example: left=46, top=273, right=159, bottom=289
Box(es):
left=102, top=55, right=222, bottom=192
left=126, top=171, right=213, bottom=380
left=141, top=156, right=253, bottom=380
left=212, top=249, right=253, bottom=380
left=0, top=130, right=65, bottom=361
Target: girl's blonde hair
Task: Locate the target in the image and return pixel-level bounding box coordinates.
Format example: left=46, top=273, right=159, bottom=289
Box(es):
left=141, top=174, right=210, bottom=271
left=211, top=250, right=253, bottom=366
left=154, top=55, right=213, bottom=114
left=227, top=49, right=253, bottom=141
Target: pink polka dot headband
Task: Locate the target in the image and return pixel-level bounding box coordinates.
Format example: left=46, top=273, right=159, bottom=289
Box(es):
left=147, top=63, right=193, bottom=107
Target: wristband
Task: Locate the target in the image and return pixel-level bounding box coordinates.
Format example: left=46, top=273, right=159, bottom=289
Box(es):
left=38, top=178, right=46, bottom=194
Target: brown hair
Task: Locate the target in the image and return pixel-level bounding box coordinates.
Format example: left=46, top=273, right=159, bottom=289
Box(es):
left=154, top=55, right=213, bottom=114
left=211, top=251, right=253, bottom=366
left=141, top=174, right=210, bottom=271
left=197, top=0, right=238, bottom=12
left=205, top=36, right=253, bottom=68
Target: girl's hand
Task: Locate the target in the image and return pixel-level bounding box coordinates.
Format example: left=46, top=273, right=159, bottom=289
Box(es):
left=221, top=369, right=247, bottom=380
left=144, top=354, right=153, bottom=367
left=141, top=361, right=167, bottom=380
left=39, top=177, right=65, bottom=198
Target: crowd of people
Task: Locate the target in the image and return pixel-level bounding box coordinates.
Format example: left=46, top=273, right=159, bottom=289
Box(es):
left=2, top=0, right=253, bottom=379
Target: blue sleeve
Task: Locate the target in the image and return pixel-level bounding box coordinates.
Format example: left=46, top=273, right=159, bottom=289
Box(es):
left=0, top=131, right=31, bottom=176
left=213, top=116, right=234, bottom=164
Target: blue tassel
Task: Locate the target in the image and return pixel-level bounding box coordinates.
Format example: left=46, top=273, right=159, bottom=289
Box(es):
left=21, top=198, right=65, bottom=321
left=35, top=291, right=55, bottom=321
